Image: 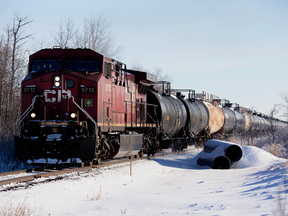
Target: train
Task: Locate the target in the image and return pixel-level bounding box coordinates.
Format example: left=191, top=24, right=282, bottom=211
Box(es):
left=14, top=48, right=286, bottom=166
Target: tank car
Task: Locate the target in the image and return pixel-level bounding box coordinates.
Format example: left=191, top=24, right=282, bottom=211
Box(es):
left=179, top=91, right=224, bottom=141
left=146, top=83, right=188, bottom=151
left=179, top=91, right=209, bottom=138
left=213, top=100, right=236, bottom=135
left=232, top=105, right=245, bottom=134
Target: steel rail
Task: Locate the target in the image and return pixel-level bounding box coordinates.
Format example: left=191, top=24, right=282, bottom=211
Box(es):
left=0, top=150, right=181, bottom=190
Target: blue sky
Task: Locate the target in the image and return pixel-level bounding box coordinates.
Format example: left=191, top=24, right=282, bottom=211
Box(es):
left=1, top=0, right=288, bottom=119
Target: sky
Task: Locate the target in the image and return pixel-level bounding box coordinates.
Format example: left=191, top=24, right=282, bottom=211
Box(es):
left=1, top=0, right=288, bottom=120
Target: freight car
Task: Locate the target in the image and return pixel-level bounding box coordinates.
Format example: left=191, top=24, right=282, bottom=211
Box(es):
left=14, top=48, right=286, bottom=166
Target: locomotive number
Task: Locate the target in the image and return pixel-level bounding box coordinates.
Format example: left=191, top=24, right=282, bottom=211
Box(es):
left=23, top=87, right=36, bottom=93
left=80, top=87, right=96, bottom=93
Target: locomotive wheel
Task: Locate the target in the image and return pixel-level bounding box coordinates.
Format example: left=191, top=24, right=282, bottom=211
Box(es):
left=81, top=160, right=93, bottom=167
left=148, top=150, right=155, bottom=156
left=93, top=158, right=101, bottom=165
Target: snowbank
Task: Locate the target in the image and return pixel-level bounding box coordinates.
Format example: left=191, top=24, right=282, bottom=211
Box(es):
left=233, top=146, right=286, bottom=169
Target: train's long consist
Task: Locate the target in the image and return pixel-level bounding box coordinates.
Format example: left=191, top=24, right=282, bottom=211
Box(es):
left=14, top=48, right=286, bottom=165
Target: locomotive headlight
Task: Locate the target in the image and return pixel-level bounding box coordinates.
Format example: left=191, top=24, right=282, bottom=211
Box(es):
left=54, top=76, right=61, bottom=87
left=54, top=81, right=61, bottom=87
left=54, top=76, right=61, bottom=82
left=31, top=113, right=36, bottom=118
left=70, top=113, right=77, bottom=119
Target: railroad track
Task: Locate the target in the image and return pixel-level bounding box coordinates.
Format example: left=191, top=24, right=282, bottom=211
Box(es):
left=0, top=150, right=183, bottom=191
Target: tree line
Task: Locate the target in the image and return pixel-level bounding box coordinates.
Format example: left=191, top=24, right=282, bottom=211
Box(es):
left=0, top=14, right=33, bottom=135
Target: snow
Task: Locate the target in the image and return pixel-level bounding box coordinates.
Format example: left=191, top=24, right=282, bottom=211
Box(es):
left=235, top=146, right=286, bottom=169
left=0, top=146, right=287, bottom=216
left=26, top=158, right=82, bottom=164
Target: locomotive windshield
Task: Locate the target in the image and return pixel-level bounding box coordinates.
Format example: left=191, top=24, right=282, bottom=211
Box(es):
left=66, top=59, right=101, bottom=72
left=31, top=59, right=62, bottom=72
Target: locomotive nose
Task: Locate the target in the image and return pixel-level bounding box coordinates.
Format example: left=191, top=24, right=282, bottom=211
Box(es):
left=39, top=73, right=78, bottom=121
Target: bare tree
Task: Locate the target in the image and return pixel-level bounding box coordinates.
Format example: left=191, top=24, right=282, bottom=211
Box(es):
left=51, top=17, right=77, bottom=48
left=153, top=66, right=173, bottom=82
left=280, top=91, right=288, bottom=118
left=269, top=104, right=281, bottom=143
left=77, top=15, right=111, bottom=53
left=0, top=37, right=5, bottom=133
left=0, top=28, right=12, bottom=134
left=8, top=14, right=33, bottom=110
left=0, top=13, right=33, bottom=134
left=30, top=37, right=51, bottom=54
left=130, top=64, right=173, bottom=83
left=51, top=14, right=122, bottom=58
left=130, top=61, right=146, bottom=71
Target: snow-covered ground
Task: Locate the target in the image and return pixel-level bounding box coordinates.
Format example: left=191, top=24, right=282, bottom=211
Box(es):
left=0, top=146, right=287, bottom=216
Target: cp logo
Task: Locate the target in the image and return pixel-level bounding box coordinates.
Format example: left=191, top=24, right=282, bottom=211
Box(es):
left=44, top=89, right=71, bottom=102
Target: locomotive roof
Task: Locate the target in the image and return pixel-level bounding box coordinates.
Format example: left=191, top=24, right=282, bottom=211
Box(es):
left=30, top=48, right=106, bottom=61
left=126, top=69, right=157, bottom=84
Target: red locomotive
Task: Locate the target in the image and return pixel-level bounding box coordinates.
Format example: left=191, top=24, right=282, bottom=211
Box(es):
left=14, top=48, right=158, bottom=165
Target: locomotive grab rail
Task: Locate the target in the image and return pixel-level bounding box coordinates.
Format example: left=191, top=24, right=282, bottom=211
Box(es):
left=124, top=100, right=158, bottom=107
left=14, top=95, right=42, bottom=136
left=70, top=96, right=99, bottom=145
left=124, top=100, right=158, bottom=126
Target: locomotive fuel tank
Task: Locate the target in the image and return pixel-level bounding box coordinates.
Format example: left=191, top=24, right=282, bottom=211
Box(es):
left=181, top=99, right=209, bottom=136
left=221, top=107, right=236, bottom=133
left=147, top=90, right=187, bottom=137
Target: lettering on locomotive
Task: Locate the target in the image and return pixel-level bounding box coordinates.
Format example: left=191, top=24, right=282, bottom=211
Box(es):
left=43, top=89, right=71, bottom=102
